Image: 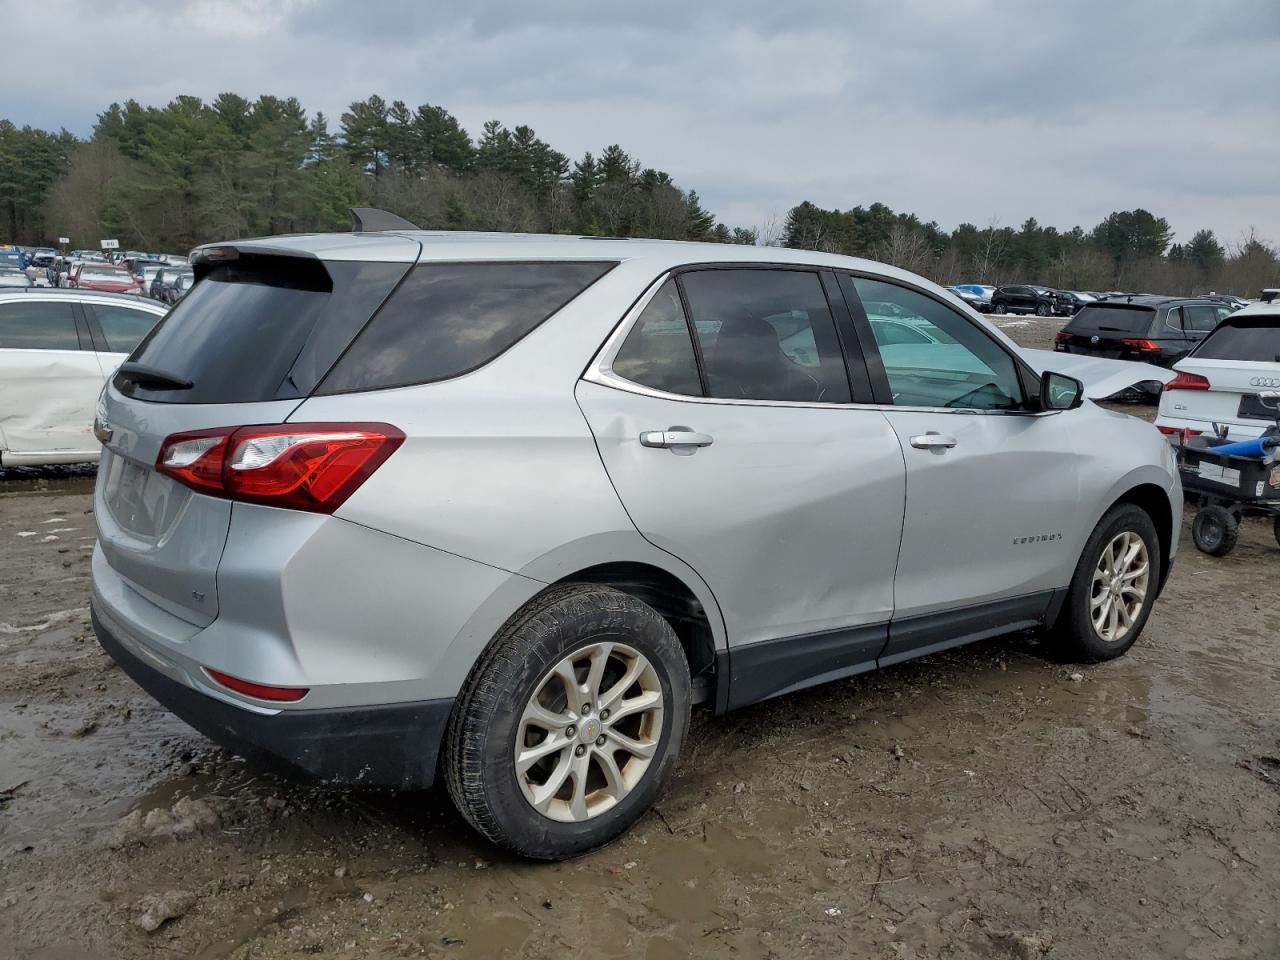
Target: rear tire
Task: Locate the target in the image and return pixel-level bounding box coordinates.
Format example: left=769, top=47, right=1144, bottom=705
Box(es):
left=1273, top=515, right=1280, bottom=549
left=1192, top=505, right=1238, bottom=556
left=1052, top=504, right=1161, bottom=663
left=444, top=584, right=690, bottom=861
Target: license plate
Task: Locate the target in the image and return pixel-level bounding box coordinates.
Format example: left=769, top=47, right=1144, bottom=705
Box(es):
left=1237, top=394, right=1280, bottom=421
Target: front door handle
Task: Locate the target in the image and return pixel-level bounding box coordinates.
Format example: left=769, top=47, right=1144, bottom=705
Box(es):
left=640, top=427, right=714, bottom=451
left=909, top=432, right=958, bottom=450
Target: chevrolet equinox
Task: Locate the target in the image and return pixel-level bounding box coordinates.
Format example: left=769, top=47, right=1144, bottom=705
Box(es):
left=92, top=225, right=1181, bottom=859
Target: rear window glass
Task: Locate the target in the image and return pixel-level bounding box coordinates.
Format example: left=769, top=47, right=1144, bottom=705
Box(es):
left=1193, top=320, right=1280, bottom=362
left=1066, top=304, right=1155, bottom=334
left=318, top=261, right=615, bottom=394
left=120, top=255, right=409, bottom=404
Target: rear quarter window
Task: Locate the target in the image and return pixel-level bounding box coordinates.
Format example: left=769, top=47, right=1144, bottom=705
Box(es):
left=318, top=261, right=615, bottom=394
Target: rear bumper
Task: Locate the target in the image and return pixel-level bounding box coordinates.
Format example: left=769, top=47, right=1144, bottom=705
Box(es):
left=93, top=604, right=453, bottom=789
left=1155, top=412, right=1268, bottom=441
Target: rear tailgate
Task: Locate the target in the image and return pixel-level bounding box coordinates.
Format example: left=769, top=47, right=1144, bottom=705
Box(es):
left=1058, top=303, right=1159, bottom=359
left=96, top=395, right=305, bottom=626
left=93, top=239, right=418, bottom=627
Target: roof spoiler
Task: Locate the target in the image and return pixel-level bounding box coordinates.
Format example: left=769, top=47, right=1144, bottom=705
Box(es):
left=350, top=207, right=420, bottom=232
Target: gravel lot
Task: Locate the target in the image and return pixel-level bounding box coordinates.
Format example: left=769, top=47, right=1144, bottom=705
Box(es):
left=2, top=317, right=1278, bottom=959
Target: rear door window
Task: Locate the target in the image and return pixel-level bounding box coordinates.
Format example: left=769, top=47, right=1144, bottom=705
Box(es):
left=319, top=261, right=615, bottom=394
left=679, top=269, right=851, bottom=403
left=1193, top=321, right=1280, bottom=361
left=88, top=303, right=163, bottom=354
left=121, top=255, right=410, bottom=403
left=1182, top=304, right=1220, bottom=334
left=0, top=300, right=80, bottom=350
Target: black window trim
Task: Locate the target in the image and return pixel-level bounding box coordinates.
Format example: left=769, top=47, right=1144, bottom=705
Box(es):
left=587, top=261, right=878, bottom=408
left=836, top=270, right=1049, bottom=416
left=314, top=258, right=619, bottom=397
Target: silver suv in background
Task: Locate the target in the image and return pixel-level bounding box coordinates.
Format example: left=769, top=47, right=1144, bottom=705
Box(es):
left=91, top=225, right=1181, bottom=859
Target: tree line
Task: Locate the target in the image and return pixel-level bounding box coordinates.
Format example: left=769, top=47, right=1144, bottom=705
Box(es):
left=1, top=92, right=1276, bottom=296
left=783, top=203, right=1278, bottom=296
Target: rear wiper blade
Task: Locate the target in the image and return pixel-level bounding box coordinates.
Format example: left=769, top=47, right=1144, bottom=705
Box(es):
left=1095, top=326, right=1133, bottom=333
left=114, top=362, right=193, bottom=390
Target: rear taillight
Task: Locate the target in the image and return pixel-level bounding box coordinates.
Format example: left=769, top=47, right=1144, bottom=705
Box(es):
left=1121, top=338, right=1161, bottom=353
left=1163, top=371, right=1211, bottom=391
left=1054, top=331, right=1071, bottom=343
left=156, top=423, right=404, bottom=513
left=206, top=668, right=308, bottom=702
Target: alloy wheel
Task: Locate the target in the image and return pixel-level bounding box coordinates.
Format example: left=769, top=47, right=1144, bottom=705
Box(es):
left=515, top=642, right=664, bottom=822
left=1089, top=531, right=1150, bottom=642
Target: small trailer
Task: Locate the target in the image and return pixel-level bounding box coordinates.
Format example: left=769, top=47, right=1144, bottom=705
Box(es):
left=1176, top=394, right=1280, bottom=555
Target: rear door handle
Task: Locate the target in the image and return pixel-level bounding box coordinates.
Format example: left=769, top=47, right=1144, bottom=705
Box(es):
left=640, top=427, right=714, bottom=450
left=909, top=432, right=958, bottom=450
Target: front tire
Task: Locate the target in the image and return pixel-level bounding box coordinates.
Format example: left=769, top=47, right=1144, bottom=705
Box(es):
left=1052, top=504, right=1161, bottom=662
left=994, top=302, right=1007, bottom=314
left=1035, top=301, right=1051, bottom=316
left=444, top=584, right=690, bottom=860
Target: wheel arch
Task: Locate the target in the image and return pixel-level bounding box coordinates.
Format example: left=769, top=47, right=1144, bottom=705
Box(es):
left=1106, top=481, right=1177, bottom=590
left=516, top=532, right=729, bottom=712
left=551, top=560, right=723, bottom=710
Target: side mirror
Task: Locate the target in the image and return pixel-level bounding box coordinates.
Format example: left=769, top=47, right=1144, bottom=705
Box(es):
left=1040, top=371, right=1084, bottom=411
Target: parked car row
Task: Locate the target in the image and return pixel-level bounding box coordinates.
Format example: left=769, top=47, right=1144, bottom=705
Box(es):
left=146, top=264, right=195, bottom=304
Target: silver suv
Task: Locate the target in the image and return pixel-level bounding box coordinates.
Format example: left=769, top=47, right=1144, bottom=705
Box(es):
left=92, top=226, right=1181, bottom=860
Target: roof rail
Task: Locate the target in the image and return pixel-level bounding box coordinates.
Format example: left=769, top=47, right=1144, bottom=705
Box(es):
left=350, top=207, right=420, bottom=232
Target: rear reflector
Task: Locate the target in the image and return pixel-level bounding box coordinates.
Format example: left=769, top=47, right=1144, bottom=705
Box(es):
left=1163, top=371, right=1211, bottom=391
left=157, top=422, right=404, bottom=513
left=206, top=668, right=308, bottom=702
left=1156, top=425, right=1203, bottom=445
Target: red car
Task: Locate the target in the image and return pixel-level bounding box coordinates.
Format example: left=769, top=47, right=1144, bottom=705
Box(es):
left=68, top=263, right=145, bottom=296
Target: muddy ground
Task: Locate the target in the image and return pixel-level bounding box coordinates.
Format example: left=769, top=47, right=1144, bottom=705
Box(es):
left=3, top=317, right=1279, bottom=959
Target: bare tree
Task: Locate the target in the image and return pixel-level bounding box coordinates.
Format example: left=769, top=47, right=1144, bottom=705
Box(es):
left=970, top=216, right=1007, bottom=283
left=758, top=210, right=784, bottom=248
left=874, top=222, right=934, bottom=275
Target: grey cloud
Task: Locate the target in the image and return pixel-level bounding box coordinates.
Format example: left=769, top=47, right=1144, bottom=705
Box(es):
left=2, top=0, right=1278, bottom=242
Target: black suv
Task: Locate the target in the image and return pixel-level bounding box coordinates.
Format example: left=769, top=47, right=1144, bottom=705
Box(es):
left=992, top=284, right=1059, bottom=316
left=1053, top=297, right=1238, bottom=367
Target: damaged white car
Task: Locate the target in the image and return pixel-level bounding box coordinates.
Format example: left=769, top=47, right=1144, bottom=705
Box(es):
left=0, top=290, right=167, bottom=467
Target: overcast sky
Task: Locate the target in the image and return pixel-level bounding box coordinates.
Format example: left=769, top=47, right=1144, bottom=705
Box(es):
left=4, top=0, right=1277, bottom=244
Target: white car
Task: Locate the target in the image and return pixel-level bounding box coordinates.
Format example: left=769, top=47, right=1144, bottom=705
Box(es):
left=1156, top=303, right=1280, bottom=442
left=0, top=290, right=167, bottom=467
